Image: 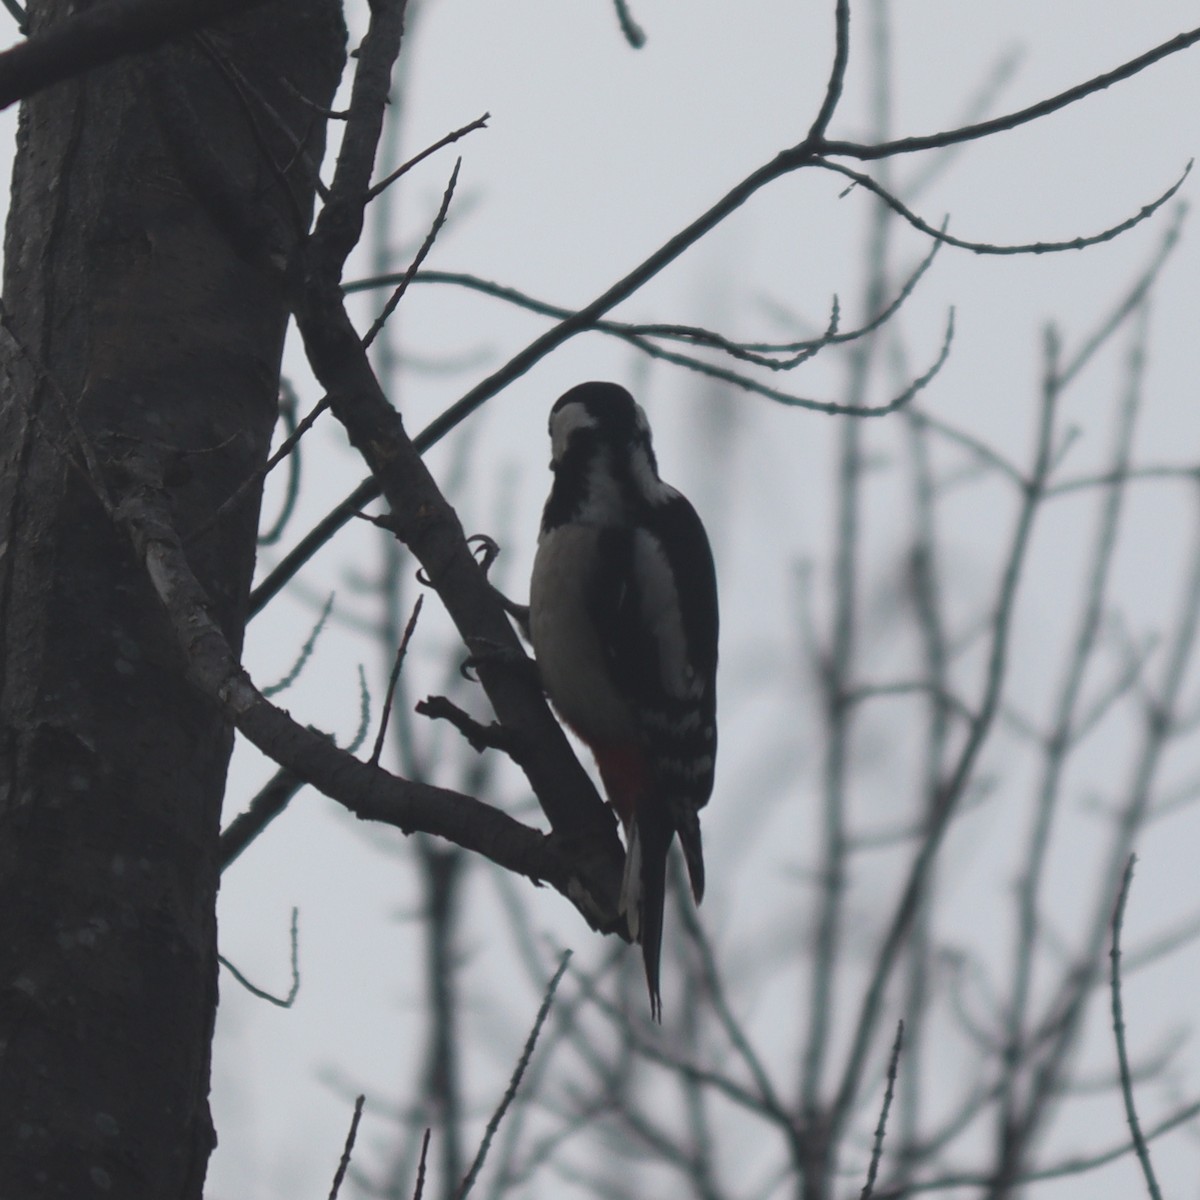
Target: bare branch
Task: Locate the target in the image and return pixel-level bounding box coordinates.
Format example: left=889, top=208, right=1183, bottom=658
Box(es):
left=218, top=907, right=300, bottom=1008
left=456, top=954, right=571, bottom=1199
left=362, top=159, right=461, bottom=350
left=821, top=26, right=1200, bottom=160
left=219, top=766, right=306, bottom=870
left=610, top=0, right=646, bottom=49
left=819, top=158, right=1191, bottom=256
left=370, top=594, right=424, bottom=767
left=860, top=1022, right=903, bottom=1199
left=1110, top=855, right=1164, bottom=1200
left=807, top=0, right=851, bottom=140
left=367, top=113, right=488, bottom=201
left=114, top=465, right=619, bottom=922
left=329, top=1095, right=367, bottom=1200
left=832, top=328, right=1062, bottom=1134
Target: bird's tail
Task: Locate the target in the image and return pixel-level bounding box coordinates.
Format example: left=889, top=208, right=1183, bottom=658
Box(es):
left=619, top=805, right=674, bottom=1023
left=673, top=803, right=705, bottom=904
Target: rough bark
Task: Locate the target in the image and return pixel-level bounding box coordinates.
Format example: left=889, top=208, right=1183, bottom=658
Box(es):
left=0, top=3, right=343, bottom=1196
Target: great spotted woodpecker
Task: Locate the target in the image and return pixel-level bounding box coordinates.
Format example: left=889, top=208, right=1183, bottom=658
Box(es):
left=529, top=382, right=718, bottom=1020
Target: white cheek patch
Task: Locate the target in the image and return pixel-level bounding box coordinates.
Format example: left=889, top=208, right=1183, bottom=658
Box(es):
left=549, top=402, right=597, bottom=465
left=629, top=446, right=674, bottom=505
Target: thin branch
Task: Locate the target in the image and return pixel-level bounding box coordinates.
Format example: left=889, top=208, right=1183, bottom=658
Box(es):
left=900, top=47, right=1023, bottom=200
left=820, top=26, right=1200, bottom=160
left=248, top=295, right=950, bottom=618
left=262, top=591, right=335, bottom=698
left=1110, top=855, right=1164, bottom=1200
left=873, top=1097, right=1200, bottom=1196
left=217, top=907, right=300, bottom=1008
left=808, top=0, right=851, bottom=140
left=257, top=382, right=303, bottom=546
left=1010, top=483, right=1200, bottom=1152
left=188, top=389, right=331, bottom=548
left=361, top=159, right=461, bottom=351
left=367, top=113, right=488, bottom=201
left=998, top=310, right=1145, bottom=1165
left=610, top=0, right=646, bottom=48
left=907, top=407, right=1026, bottom=486
left=329, top=1095, right=367, bottom=1200
left=1048, top=464, right=1200, bottom=499
left=819, top=158, right=1191, bottom=256
left=370, top=594, right=424, bottom=767
left=349, top=232, right=941, bottom=369
left=675, top=885, right=796, bottom=1132
left=597, top=308, right=955, bottom=417
left=220, top=768, right=305, bottom=869
left=807, top=44, right=896, bottom=1122
left=1, top=0, right=25, bottom=35
left=250, top=476, right=378, bottom=616
left=456, top=954, right=571, bottom=1199
left=831, top=328, right=1061, bottom=1136
left=411, top=1129, right=432, bottom=1200
left=861, top=1022, right=904, bottom=1199
left=1058, top=204, right=1186, bottom=388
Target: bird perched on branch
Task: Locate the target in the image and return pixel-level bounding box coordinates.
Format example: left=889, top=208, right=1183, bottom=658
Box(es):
left=529, top=382, right=718, bottom=1020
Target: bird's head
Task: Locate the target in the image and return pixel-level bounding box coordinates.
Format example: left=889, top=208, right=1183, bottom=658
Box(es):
left=547, top=381, right=659, bottom=479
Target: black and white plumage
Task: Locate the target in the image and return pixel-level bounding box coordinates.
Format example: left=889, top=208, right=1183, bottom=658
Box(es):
left=529, top=381, right=718, bottom=1020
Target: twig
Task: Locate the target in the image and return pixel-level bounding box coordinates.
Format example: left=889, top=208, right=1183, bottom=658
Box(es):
left=262, top=592, right=335, bottom=697
left=411, top=1129, right=432, bottom=1200
left=257, top=382, right=303, bottom=546
left=362, top=159, right=460, bottom=350
left=347, top=232, right=941, bottom=365
left=1, top=0, right=26, bottom=34
left=821, top=26, right=1200, bottom=160
left=831, top=328, right=1061, bottom=1135
left=610, top=0, right=645, bottom=48
left=415, top=696, right=527, bottom=759
left=998, top=307, right=1146, bottom=1160
left=367, top=113, right=488, bottom=200
left=329, top=1095, right=366, bottom=1200
left=871, top=1097, right=1200, bottom=1195
left=1110, top=855, right=1163, bottom=1200
left=250, top=476, right=378, bottom=616
left=456, top=953, right=571, bottom=1198
left=370, top=594, right=424, bottom=766
left=219, top=768, right=305, bottom=870
left=820, top=158, right=1191, bottom=256
left=1058, top=204, right=1186, bottom=388
left=191, top=389, right=328, bottom=548
left=808, top=0, right=851, bottom=140
left=218, top=908, right=300, bottom=1008
left=861, top=1021, right=904, bottom=1199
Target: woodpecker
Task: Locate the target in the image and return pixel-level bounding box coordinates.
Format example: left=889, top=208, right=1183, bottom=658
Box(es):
left=529, top=381, right=718, bottom=1020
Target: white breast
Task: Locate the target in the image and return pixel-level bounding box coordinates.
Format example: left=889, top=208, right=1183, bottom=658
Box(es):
left=529, top=525, right=636, bottom=744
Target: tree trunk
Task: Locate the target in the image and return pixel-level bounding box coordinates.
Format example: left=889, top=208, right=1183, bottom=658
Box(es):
left=0, top=4, right=343, bottom=1196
